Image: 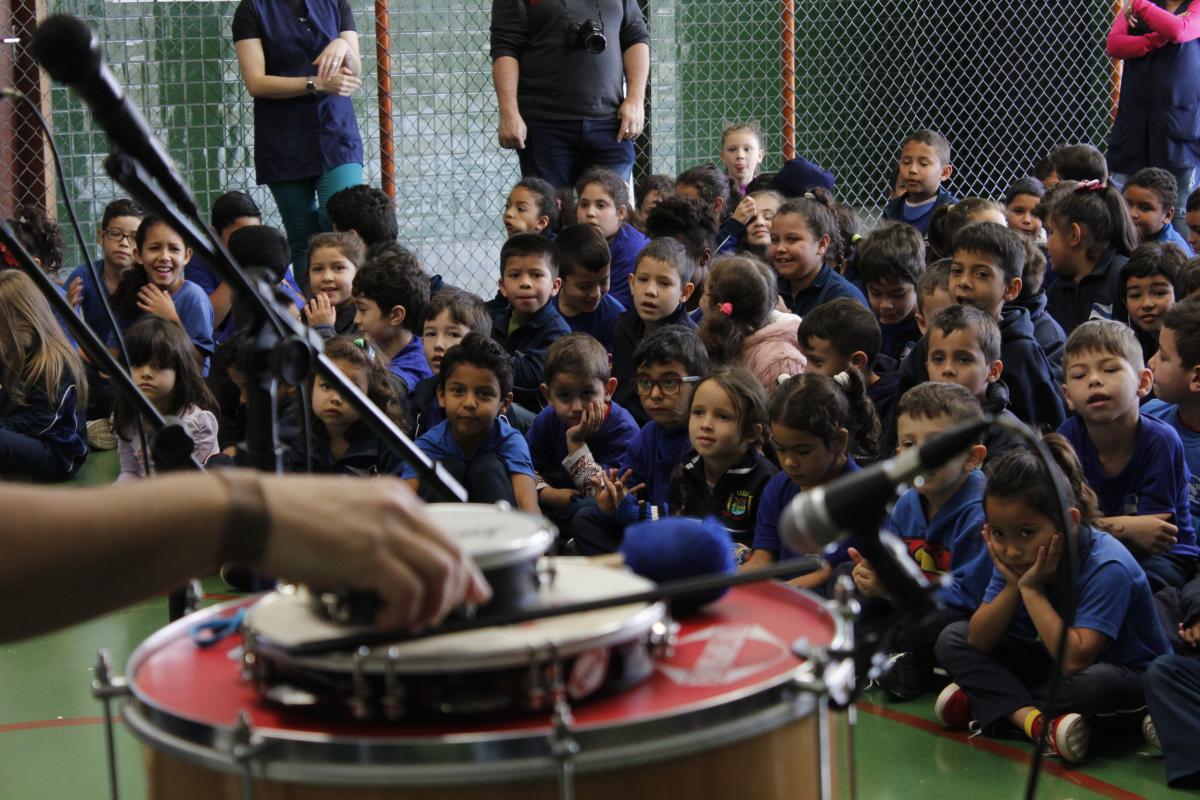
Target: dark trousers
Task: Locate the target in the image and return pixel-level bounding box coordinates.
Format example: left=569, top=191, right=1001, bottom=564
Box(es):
left=569, top=503, right=624, bottom=555
left=518, top=117, right=635, bottom=188
left=1141, top=552, right=1197, bottom=593
left=935, top=620, right=1147, bottom=730
left=423, top=453, right=516, bottom=507
left=0, top=429, right=67, bottom=482
left=1145, top=654, right=1200, bottom=787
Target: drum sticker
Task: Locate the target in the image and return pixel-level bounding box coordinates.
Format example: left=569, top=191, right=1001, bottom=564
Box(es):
left=568, top=648, right=610, bottom=699
left=656, top=624, right=792, bottom=687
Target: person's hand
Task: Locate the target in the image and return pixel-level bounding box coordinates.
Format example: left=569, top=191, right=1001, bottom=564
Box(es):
left=305, top=293, right=336, bottom=327
left=67, top=277, right=84, bottom=310
left=137, top=285, right=181, bottom=323
left=848, top=547, right=887, bottom=599
left=539, top=486, right=580, bottom=509
left=982, top=525, right=1023, bottom=587
left=1105, top=513, right=1178, bottom=556
left=593, top=468, right=644, bottom=516
left=313, top=37, right=352, bottom=82
left=1180, top=619, right=1200, bottom=649
left=498, top=107, right=527, bottom=150
left=731, top=195, right=758, bottom=225
left=566, top=400, right=607, bottom=449
left=1017, top=534, right=1062, bottom=592
left=257, top=475, right=491, bottom=629
left=316, top=66, right=362, bottom=97
left=616, top=96, right=644, bottom=142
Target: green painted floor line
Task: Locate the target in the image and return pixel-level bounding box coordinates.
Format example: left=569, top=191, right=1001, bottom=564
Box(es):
left=3, top=593, right=1196, bottom=798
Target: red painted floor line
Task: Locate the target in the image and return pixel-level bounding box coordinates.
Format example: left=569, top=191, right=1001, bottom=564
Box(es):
left=858, top=702, right=1145, bottom=800
left=0, top=716, right=118, bottom=734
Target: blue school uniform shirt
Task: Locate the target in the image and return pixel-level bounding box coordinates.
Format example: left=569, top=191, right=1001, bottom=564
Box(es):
left=885, top=470, right=991, bottom=613
left=781, top=264, right=869, bottom=318
left=66, top=263, right=117, bottom=344
left=1059, top=413, right=1198, bottom=559
left=881, top=187, right=959, bottom=234
left=981, top=529, right=1169, bottom=668
left=553, top=292, right=626, bottom=351
left=386, top=336, right=433, bottom=393
left=185, top=255, right=306, bottom=344
left=607, top=223, right=650, bottom=310
left=109, top=280, right=216, bottom=376
left=752, top=458, right=861, bottom=563
left=527, top=400, right=639, bottom=490
left=401, top=416, right=535, bottom=481
left=879, top=314, right=920, bottom=363
left=1143, top=399, right=1200, bottom=524
left=1153, top=220, right=1195, bottom=257
left=616, top=420, right=691, bottom=508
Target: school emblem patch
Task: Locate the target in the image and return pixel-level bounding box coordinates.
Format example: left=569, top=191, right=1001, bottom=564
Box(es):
left=726, top=490, right=752, bottom=518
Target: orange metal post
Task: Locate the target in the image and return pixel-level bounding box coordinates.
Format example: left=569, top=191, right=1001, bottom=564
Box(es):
left=781, top=0, right=796, bottom=161
left=375, top=0, right=395, bottom=199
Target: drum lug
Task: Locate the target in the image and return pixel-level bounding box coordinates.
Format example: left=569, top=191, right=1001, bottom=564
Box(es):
left=536, top=557, right=559, bottom=589
left=231, top=710, right=270, bottom=800
left=547, top=656, right=579, bottom=800
left=241, top=629, right=264, bottom=688
left=92, top=650, right=130, bottom=800
left=350, top=646, right=373, bottom=720
left=183, top=578, right=205, bottom=616
left=645, top=619, right=680, bottom=660
left=381, top=646, right=406, bottom=721
left=524, top=644, right=551, bottom=711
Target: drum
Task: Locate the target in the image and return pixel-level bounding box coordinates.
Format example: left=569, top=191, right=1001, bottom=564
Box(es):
left=120, top=572, right=844, bottom=800
left=312, top=503, right=555, bottom=624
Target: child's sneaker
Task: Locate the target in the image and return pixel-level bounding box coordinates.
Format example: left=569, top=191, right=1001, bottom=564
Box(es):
left=934, top=682, right=972, bottom=728
left=1142, top=713, right=1161, bottom=751
left=877, top=650, right=923, bottom=700
left=1037, top=713, right=1090, bottom=764
left=87, top=418, right=117, bottom=450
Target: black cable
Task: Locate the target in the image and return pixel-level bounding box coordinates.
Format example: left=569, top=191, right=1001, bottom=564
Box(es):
left=4, top=87, right=153, bottom=469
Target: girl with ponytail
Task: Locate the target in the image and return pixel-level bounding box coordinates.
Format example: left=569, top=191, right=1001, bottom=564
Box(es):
left=740, top=371, right=879, bottom=591
left=934, top=433, right=1169, bottom=764
left=1043, top=180, right=1140, bottom=334
left=770, top=188, right=869, bottom=316
left=698, top=255, right=806, bottom=394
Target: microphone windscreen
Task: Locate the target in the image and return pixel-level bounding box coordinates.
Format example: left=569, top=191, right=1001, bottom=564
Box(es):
left=32, top=15, right=101, bottom=84
left=619, top=516, right=735, bottom=614
left=228, top=225, right=292, bottom=283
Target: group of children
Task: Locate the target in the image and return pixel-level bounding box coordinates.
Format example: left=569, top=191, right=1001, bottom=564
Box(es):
left=6, top=122, right=1200, bottom=784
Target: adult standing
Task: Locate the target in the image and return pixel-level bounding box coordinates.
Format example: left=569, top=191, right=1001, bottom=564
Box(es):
left=490, top=0, right=650, bottom=188
left=233, top=0, right=365, bottom=286
left=1106, top=0, right=1200, bottom=232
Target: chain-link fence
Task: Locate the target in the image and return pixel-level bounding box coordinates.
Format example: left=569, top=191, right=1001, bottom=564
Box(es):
left=4, top=0, right=1119, bottom=294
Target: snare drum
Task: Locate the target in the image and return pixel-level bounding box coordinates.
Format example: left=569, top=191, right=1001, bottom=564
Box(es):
left=313, top=503, right=555, bottom=624
left=119, top=573, right=844, bottom=799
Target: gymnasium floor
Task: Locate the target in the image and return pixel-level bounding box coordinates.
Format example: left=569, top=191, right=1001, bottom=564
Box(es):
left=0, top=453, right=1188, bottom=798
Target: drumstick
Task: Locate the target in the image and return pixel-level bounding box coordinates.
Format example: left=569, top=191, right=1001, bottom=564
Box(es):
left=280, top=555, right=823, bottom=657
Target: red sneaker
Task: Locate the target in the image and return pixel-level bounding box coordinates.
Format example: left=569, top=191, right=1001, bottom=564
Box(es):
left=1035, top=713, right=1089, bottom=764
left=934, top=682, right=972, bottom=729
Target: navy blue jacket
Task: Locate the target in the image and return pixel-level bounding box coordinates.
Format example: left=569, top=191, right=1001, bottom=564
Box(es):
left=781, top=264, right=869, bottom=318
left=0, top=376, right=88, bottom=482
left=489, top=300, right=573, bottom=412
left=879, top=314, right=921, bottom=363
left=881, top=187, right=959, bottom=234
left=870, top=354, right=901, bottom=459
left=1045, top=248, right=1130, bottom=336
left=1015, top=290, right=1066, bottom=384
left=287, top=421, right=404, bottom=476
left=242, top=0, right=362, bottom=183
left=1108, top=4, right=1200, bottom=173
left=608, top=223, right=650, bottom=310
left=668, top=449, right=779, bottom=549
left=611, top=306, right=697, bottom=426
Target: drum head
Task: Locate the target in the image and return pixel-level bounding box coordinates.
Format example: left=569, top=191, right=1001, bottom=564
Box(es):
left=426, top=503, right=554, bottom=570
left=250, top=561, right=666, bottom=674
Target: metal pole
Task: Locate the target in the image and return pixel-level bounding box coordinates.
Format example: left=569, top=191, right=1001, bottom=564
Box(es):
left=780, top=0, right=796, bottom=160
left=375, top=0, right=395, bottom=199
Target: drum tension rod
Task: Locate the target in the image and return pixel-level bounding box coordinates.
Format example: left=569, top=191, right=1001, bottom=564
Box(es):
left=547, top=647, right=579, bottom=800
left=232, top=710, right=270, bottom=800
left=92, top=650, right=131, bottom=800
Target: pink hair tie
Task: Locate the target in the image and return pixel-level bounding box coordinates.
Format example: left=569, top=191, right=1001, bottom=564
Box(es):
left=1075, top=179, right=1105, bottom=192
left=719, top=302, right=734, bottom=316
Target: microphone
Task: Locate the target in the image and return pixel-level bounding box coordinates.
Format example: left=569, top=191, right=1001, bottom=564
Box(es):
left=31, top=15, right=198, bottom=217
left=780, top=415, right=994, bottom=554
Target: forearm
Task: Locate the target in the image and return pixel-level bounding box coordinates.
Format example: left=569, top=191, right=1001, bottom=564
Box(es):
left=339, top=32, right=362, bottom=76
left=1107, top=13, right=1160, bottom=57
left=243, top=74, right=314, bottom=100
left=211, top=282, right=234, bottom=328
left=622, top=43, right=649, bottom=103
left=512, top=473, right=539, bottom=514
left=492, top=56, right=521, bottom=115
left=1132, top=0, right=1200, bottom=42
left=967, top=587, right=1019, bottom=652
left=0, top=474, right=229, bottom=641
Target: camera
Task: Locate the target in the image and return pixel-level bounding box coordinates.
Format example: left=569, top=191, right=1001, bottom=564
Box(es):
left=568, top=18, right=606, bottom=53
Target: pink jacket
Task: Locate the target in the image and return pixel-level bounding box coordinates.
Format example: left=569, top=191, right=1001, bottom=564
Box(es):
left=741, top=312, right=806, bottom=394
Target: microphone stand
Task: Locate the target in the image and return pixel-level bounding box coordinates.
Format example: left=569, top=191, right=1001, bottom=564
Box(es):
left=101, top=151, right=466, bottom=502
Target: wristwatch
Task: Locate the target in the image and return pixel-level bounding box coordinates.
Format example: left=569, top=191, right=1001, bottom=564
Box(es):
left=305, top=78, right=317, bottom=96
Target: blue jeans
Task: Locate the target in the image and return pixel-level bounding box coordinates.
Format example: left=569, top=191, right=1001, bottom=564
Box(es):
left=268, top=162, right=363, bottom=292
left=517, top=117, right=634, bottom=188
left=1112, top=167, right=1195, bottom=236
